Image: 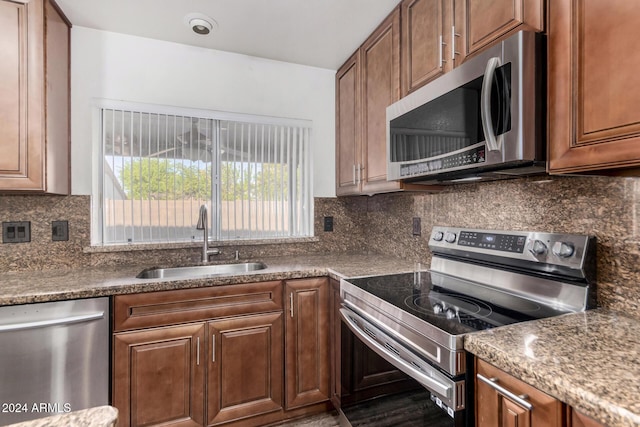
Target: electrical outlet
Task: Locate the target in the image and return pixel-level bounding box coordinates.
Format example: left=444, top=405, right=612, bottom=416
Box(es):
left=412, top=217, right=421, bottom=236
left=3, top=221, right=31, bottom=243
left=52, top=221, right=69, bottom=241
left=323, top=216, right=334, bottom=232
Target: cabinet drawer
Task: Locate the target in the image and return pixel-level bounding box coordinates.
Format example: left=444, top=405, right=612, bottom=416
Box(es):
left=113, top=281, right=283, bottom=331
left=475, top=358, right=564, bottom=427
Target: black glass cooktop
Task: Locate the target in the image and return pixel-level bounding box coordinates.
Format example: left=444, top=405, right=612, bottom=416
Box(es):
left=345, top=272, right=568, bottom=336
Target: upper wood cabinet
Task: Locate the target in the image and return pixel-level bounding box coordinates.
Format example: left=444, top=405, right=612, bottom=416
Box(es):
left=336, top=8, right=402, bottom=196
left=401, top=0, right=466, bottom=96
left=461, top=0, right=544, bottom=57
left=336, top=51, right=361, bottom=196
left=475, top=358, right=564, bottom=427
left=360, top=8, right=403, bottom=194
left=0, top=0, right=70, bottom=194
left=336, top=7, right=438, bottom=196
left=548, top=0, right=640, bottom=174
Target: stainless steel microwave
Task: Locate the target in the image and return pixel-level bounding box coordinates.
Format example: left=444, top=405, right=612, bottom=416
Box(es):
left=386, top=31, right=544, bottom=184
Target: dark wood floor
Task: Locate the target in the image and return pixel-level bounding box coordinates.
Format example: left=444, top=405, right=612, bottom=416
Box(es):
left=276, top=389, right=454, bottom=426
left=339, top=389, right=453, bottom=427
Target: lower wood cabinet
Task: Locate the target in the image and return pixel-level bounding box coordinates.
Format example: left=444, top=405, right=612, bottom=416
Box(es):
left=570, top=409, right=606, bottom=427
left=284, top=278, right=330, bottom=409
left=112, top=278, right=331, bottom=427
left=207, top=313, right=283, bottom=426
left=475, top=358, right=564, bottom=427
left=113, top=323, right=206, bottom=427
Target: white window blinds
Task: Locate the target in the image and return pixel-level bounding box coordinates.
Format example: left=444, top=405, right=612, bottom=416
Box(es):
left=99, top=106, right=312, bottom=245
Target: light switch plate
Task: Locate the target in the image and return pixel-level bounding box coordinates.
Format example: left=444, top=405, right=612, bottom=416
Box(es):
left=3, top=221, right=31, bottom=243
left=412, top=217, right=421, bottom=236
left=52, top=221, right=69, bottom=241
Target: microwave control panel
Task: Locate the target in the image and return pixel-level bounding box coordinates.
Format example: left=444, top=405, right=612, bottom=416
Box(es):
left=399, top=146, right=486, bottom=178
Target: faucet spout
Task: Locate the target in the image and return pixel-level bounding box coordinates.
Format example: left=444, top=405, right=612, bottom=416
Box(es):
left=196, top=204, right=220, bottom=263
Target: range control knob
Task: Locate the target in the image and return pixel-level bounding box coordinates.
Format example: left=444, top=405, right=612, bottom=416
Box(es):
left=529, top=239, right=547, bottom=256
left=444, top=232, right=457, bottom=243
left=552, top=241, right=575, bottom=258
left=433, top=231, right=444, bottom=241
left=432, top=303, right=444, bottom=315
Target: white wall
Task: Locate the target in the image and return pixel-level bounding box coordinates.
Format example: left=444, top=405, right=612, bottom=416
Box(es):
left=70, top=27, right=336, bottom=197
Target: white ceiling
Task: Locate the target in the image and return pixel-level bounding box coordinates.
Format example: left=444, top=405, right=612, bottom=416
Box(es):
left=54, top=0, right=402, bottom=70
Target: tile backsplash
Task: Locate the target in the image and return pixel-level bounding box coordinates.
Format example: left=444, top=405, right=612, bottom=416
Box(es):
left=1, top=174, right=639, bottom=316
left=0, top=196, right=367, bottom=272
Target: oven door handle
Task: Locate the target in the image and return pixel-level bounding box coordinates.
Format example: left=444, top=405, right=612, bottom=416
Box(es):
left=339, top=308, right=453, bottom=400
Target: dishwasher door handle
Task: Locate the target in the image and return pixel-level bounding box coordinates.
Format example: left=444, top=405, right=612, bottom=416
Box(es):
left=0, top=311, right=105, bottom=332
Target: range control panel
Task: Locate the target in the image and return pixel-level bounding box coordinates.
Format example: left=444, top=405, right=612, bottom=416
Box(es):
left=457, top=231, right=526, bottom=253
left=428, top=226, right=596, bottom=278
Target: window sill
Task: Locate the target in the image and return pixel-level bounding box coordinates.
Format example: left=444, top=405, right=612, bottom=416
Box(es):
left=83, top=237, right=320, bottom=254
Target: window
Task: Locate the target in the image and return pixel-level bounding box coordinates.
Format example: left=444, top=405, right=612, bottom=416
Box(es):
left=97, top=104, right=312, bottom=245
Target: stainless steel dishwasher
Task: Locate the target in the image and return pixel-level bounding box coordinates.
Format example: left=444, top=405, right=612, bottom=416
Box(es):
left=0, top=297, right=109, bottom=425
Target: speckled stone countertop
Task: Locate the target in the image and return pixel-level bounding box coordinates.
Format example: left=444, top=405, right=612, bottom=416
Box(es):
left=465, top=309, right=640, bottom=427
left=0, top=254, right=417, bottom=306
left=6, top=406, right=117, bottom=427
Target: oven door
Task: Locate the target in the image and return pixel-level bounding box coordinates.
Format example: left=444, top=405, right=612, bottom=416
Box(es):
left=339, top=306, right=467, bottom=427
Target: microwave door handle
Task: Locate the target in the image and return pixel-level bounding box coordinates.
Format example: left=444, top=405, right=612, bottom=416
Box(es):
left=480, top=57, right=503, bottom=152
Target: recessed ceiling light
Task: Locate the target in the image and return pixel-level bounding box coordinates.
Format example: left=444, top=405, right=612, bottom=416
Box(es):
left=184, top=13, right=217, bottom=36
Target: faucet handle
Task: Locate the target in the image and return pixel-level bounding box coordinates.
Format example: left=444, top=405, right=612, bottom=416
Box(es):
left=196, top=204, right=207, bottom=230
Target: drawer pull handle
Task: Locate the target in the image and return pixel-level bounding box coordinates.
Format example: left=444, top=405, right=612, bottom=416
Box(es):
left=477, top=373, right=533, bottom=410
left=212, top=334, right=216, bottom=363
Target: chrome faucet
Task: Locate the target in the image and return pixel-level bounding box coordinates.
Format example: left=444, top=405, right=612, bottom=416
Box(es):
left=196, top=204, right=221, bottom=263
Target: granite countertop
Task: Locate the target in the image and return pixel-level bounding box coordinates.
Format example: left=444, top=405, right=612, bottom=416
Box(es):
left=6, top=255, right=640, bottom=427
left=0, top=253, right=417, bottom=306
left=465, top=309, right=640, bottom=427
left=6, top=406, right=117, bottom=427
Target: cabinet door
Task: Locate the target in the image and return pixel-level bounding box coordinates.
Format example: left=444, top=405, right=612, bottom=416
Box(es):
left=207, top=312, right=283, bottom=426
left=401, top=0, right=449, bottom=95
left=464, top=0, right=543, bottom=56
left=475, top=358, right=563, bottom=427
left=0, top=0, right=69, bottom=194
left=113, top=323, right=205, bottom=427
left=284, top=278, right=330, bottom=409
left=335, top=52, right=361, bottom=196
left=361, top=7, right=402, bottom=194
left=548, top=0, right=640, bottom=174
left=0, top=0, right=41, bottom=189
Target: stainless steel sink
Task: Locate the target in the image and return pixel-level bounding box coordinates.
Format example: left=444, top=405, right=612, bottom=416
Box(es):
left=136, top=262, right=267, bottom=279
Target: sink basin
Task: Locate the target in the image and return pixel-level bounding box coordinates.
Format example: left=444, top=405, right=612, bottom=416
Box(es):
left=137, top=262, right=267, bottom=279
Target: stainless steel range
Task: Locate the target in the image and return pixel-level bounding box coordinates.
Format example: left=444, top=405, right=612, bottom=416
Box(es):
left=339, top=226, right=596, bottom=426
